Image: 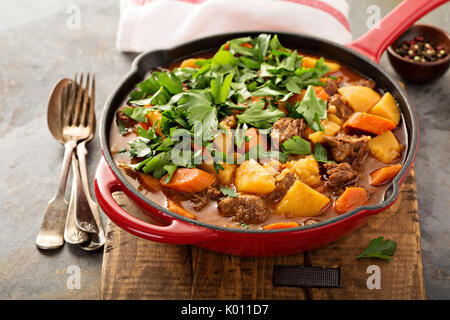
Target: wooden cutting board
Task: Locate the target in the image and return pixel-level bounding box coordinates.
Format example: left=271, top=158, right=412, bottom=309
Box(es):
left=100, top=167, right=424, bottom=300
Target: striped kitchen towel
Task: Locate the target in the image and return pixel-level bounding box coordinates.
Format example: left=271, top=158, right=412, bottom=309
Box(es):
left=117, top=0, right=351, bottom=52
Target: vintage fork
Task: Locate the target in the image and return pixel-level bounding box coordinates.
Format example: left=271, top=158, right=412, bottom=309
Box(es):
left=74, top=74, right=106, bottom=250
left=36, top=73, right=94, bottom=249
left=65, top=73, right=100, bottom=235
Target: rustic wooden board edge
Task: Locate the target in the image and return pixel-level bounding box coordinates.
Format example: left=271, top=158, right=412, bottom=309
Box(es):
left=100, top=168, right=424, bottom=300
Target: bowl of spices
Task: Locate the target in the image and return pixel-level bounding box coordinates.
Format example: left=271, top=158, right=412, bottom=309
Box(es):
left=387, top=24, right=449, bottom=84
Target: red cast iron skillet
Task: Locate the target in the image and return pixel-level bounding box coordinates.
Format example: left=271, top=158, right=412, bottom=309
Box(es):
left=95, top=0, right=444, bottom=256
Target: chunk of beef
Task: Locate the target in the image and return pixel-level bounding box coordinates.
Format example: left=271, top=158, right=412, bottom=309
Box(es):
left=267, top=170, right=297, bottom=202
left=329, top=94, right=353, bottom=120
left=163, top=185, right=223, bottom=211
left=323, top=134, right=370, bottom=168
left=116, top=106, right=137, bottom=128
left=270, top=117, right=306, bottom=148
left=323, top=162, right=356, bottom=188
left=218, top=194, right=269, bottom=224
left=323, top=79, right=339, bottom=96
left=349, top=79, right=376, bottom=89
left=220, top=115, right=237, bottom=129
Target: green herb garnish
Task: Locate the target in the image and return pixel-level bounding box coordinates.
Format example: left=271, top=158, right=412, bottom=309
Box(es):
left=281, top=136, right=311, bottom=155
left=313, top=143, right=333, bottom=163
left=357, top=237, right=398, bottom=261
left=220, top=187, right=238, bottom=198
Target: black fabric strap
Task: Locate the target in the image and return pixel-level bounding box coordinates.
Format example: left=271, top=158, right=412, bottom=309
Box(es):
left=273, top=266, right=340, bottom=288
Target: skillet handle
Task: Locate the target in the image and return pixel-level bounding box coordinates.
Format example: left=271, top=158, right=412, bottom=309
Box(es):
left=94, top=156, right=217, bottom=245
left=347, top=0, right=448, bottom=63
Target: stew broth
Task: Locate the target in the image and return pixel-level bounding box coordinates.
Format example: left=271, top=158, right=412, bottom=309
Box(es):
left=109, top=35, right=406, bottom=230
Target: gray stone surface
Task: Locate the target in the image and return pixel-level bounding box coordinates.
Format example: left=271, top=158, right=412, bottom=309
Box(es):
left=0, top=0, right=448, bottom=299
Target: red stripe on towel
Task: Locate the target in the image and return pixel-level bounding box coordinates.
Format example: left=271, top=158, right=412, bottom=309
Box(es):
left=133, top=0, right=350, bottom=32
left=282, top=0, right=350, bottom=31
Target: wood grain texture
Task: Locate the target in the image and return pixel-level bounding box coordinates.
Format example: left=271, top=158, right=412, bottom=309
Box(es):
left=100, top=168, right=424, bottom=300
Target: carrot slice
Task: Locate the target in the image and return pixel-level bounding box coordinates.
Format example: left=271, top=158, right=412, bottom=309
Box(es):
left=262, top=222, right=300, bottom=230
left=244, top=127, right=267, bottom=153
left=370, top=164, right=402, bottom=186
left=343, top=112, right=396, bottom=135
left=160, top=168, right=216, bottom=193
left=167, top=199, right=196, bottom=220
left=289, top=86, right=329, bottom=105
left=240, top=42, right=254, bottom=48
left=276, top=100, right=289, bottom=115
left=335, top=187, right=368, bottom=214
left=137, top=172, right=161, bottom=192
left=313, top=86, right=329, bottom=102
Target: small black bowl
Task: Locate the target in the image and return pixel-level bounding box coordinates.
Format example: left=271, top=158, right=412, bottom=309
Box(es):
left=387, top=24, right=450, bottom=84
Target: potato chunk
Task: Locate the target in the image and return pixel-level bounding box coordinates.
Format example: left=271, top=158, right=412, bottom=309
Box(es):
left=308, top=131, right=324, bottom=144
left=302, top=57, right=340, bottom=73
left=285, top=155, right=321, bottom=186
left=179, top=58, right=203, bottom=69
left=369, top=92, right=401, bottom=125
left=235, top=159, right=276, bottom=195
left=338, top=86, right=381, bottom=112
left=369, top=131, right=403, bottom=163
left=328, top=113, right=343, bottom=126
left=323, top=120, right=341, bottom=137
left=308, top=120, right=341, bottom=144
left=275, top=180, right=330, bottom=217
left=218, top=163, right=236, bottom=185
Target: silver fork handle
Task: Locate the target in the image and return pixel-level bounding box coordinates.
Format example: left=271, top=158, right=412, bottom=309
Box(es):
left=73, top=145, right=99, bottom=234
left=64, top=154, right=90, bottom=244
left=36, top=140, right=76, bottom=249
left=77, top=141, right=105, bottom=247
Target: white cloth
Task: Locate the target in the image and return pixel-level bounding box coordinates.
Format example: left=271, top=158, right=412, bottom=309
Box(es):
left=117, top=0, right=352, bottom=52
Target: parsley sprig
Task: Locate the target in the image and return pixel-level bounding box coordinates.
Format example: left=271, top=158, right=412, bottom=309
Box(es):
left=122, top=34, right=336, bottom=181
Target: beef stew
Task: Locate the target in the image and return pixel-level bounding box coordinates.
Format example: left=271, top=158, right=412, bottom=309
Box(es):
left=109, top=34, right=406, bottom=231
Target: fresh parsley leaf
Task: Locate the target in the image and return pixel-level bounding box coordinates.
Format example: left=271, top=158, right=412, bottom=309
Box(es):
left=269, top=34, right=285, bottom=51
left=281, top=136, right=311, bottom=155
left=117, top=120, right=128, bottom=136
left=128, top=138, right=151, bottom=158
left=229, top=36, right=255, bottom=57
left=128, top=90, right=147, bottom=102
left=186, top=104, right=218, bottom=141
left=279, top=50, right=300, bottom=71
left=153, top=71, right=183, bottom=95
left=220, top=187, right=237, bottom=198
left=240, top=56, right=260, bottom=70
left=142, top=152, right=171, bottom=176
left=252, top=85, right=287, bottom=97
left=177, top=90, right=213, bottom=109
left=313, top=143, right=333, bottom=163
left=148, top=86, right=170, bottom=105
left=136, top=76, right=160, bottom=95
left=241, top=222, right=250, bottom=229
left=295, top=85, right=327, bottom=131
left=237, top=101, right=285, bottom=129
left=136, top=126, right=158, bottom=141
left=234, top=123, right=248, bottom=148
left=211, top=73, right=233, bottom=105
left=212, top=49, right=239, bottom=67
left=163, top=164, right=178, bottom=183
left=255, top=34, right=271, bottom=62
left=357, top=237, right=398, bottom=261
left=121, top=107, right=148, bottom=123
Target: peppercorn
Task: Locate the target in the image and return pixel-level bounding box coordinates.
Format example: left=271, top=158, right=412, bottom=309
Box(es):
left=394, top=36, right=447, bottom=62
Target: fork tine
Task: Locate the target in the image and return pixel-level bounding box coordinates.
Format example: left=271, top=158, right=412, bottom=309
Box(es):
left=87, top=73, right=96, bottom=130
left=61, top=84, right=69, bottom=128
left=72, top=72, right=85, bottom=126
left=79, top=73, right=90, bottom=127
left=64, top=74, right=78, bottom=126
